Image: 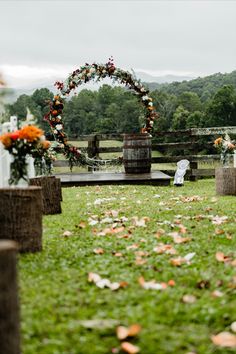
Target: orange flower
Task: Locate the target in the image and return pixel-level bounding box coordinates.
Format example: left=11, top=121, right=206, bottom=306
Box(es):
left=42, top=140, right=51, bottom=149
left=18, top=125, right=43, bottom=143
left=0, top=133, right=12, bottom=148
left=214, top=137, right=222, bottom=146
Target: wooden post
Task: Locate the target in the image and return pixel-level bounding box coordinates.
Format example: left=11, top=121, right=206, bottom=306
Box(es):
left=29, top=176, right=62, bottom=214
left=0, top=240, right=20, bottom=354
left=189, top=133, right=198, bottom=181
left=87, top=134, right=100, bottom=172
left=215, top=168, right=236, bottom=195
left=0, top=187, right=43, bottom=252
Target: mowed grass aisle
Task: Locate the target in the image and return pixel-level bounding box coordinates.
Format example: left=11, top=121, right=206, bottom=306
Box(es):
left=19, top=180, right=236, bottom=354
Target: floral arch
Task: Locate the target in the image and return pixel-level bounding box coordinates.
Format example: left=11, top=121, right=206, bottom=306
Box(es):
left=44, top=58, right=158, bottom=169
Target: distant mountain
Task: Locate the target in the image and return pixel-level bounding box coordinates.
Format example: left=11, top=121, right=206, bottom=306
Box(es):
left=134, top=71, right=195, bottom=84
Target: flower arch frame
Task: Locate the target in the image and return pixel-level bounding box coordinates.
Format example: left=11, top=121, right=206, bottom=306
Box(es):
left=44, top=58, right=158, bottom=169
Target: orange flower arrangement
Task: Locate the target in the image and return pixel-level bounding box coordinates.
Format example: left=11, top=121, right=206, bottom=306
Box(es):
left=0, top=125, right=45, bottom=185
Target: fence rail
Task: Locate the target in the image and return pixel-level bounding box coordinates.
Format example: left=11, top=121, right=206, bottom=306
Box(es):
left=53, top=126, right=236, bottom=179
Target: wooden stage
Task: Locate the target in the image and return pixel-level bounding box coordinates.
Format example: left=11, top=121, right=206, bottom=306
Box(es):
left=56, top=171, right=172, bottom=187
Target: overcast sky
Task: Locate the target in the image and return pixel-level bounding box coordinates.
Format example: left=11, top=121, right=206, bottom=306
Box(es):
left=0, top=0, right=236, bottom=87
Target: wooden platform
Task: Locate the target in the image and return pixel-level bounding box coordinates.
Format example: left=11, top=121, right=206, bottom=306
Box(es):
left=56, top=171, right=171, bottom=187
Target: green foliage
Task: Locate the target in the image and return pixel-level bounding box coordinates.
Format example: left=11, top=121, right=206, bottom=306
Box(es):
left=19, top=180, right=236, bottom=354
left=5, top=70, right=236, bottom=138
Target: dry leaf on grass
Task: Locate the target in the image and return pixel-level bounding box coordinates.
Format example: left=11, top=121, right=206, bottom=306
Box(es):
left=62, top=230, right=73, bottom=237
left=168, top=232, right=191, bottom=244
left=116, top=324, right=141, bottom=340
left=215, top=252, right=231, bottom=263
left=78, top=221, right=86, bottom=229
left=131, top=216, right=150, bottom=227
left=153, top=243, right=177, bottom=255
left=88, top=273, right=127, bottom=291
left=211, top=331, right=236, bottom=348
left=138, top=276, right=167, bottom=290
left=93, top=248, right=104, bottom=255
left=121, top=342, right=140, bottom=354
left=211, top=290, right=224, bottom=298
left=170, top=252, right=195, bottom=266
left=212, top=215, right=228, bottom=225
left=182, top=294, right=196, bottom=304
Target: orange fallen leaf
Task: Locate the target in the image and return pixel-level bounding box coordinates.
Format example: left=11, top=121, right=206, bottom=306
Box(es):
left=78, top=221, right=86, bottom=229
left=215, top=228, right=225, bottom=235
left=114, top=252, right=123, bottom=257
left=168, top=279, right=176, bottom=287
left=215, top=252, right=231, bottom=263
left=211, top=331, right=236, bottom=347
left=121, top=342, right=140, bottom=354
left=116, top=324, right=141, bottom=340
left=153, top=244, right=177, bottom=255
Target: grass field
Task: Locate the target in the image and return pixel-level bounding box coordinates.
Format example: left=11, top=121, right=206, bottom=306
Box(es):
left=19, top=179, right=236, bottom=354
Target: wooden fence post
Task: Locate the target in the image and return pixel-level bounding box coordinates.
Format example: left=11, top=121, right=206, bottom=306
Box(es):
left=0, top=240, right=20, bottom=354
left=189, top=132, right=198, bottom=181
left=87, top=134, right=100, bottom=172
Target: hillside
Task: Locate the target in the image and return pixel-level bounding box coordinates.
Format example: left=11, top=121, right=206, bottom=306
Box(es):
left=145, top=70, right=236, bottom=99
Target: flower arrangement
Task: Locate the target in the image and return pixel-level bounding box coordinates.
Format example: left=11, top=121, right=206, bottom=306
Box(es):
left=31, top=139, right=55, bottom=176
left=44, top=58, right=158, bottom=169
left=0, top=125, right=47, bottom=185
left=214, top=133, right=235, bottom=167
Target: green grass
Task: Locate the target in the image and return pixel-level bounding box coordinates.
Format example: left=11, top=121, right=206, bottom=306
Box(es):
left=19, top=180, right=236, bottom=354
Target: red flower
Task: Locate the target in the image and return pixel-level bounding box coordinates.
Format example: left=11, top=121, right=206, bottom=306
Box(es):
left=10, top=130, right=20, bottom=140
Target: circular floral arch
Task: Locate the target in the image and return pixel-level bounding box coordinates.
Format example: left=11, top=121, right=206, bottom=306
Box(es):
left=44, top=58, right=158, bottom=168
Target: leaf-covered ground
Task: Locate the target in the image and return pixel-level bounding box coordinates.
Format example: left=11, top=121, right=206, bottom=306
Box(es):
left=19, top=179, right=236, bottom=354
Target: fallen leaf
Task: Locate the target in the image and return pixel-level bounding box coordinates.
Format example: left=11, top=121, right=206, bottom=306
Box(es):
left=215, top=252, right=231, bottom=263
left=93, top=248, right=104, bottom=255
left=211, top=290, right=224, bottom=298
left=135, top=257, right=147, bottom=265
left=127, top=243, right=139, bottom=250
left=169, top=232, right=191, bottom=244
left=231, top=322, right=236, bottom=333
left=215, top=228, right=225, bottom=235
left=168, top=279, right=176, bottom=286
left=117, top=326, right=129, bottom=340
left=132, top=216, right=150, bottom=227
left=121, top=342, right=140, bottom=353
left=116, top=324, right=141, bottom=340
left=153, top=243, right=177, bottom=255
left=113, top=252, right=123, bottom=257
left=212, top=215, right=228, bottom=225
left=78, top=221, right=86, bottom=229
left=182, top=294, right=196, bottom=304
left=138, top=276, right=167, bottom=290
left=211, top=331, right=236, bottom=348
left=62, top=230, right=72, bottom=237
left=88, top=273, right=125, bottom=291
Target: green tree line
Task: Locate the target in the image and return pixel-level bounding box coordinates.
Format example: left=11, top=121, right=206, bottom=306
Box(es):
left=3, top=70, right=236, bottom=136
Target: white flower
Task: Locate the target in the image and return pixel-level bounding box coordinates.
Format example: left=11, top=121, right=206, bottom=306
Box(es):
left=148, top=102, right=153, bottom=106
left=90, top=68, right=96, bottom=73
left=140, top=87, right=146, bottom=92
left=142, top=95, right=149, bottom=101
left=55, top=124, right=63, bottom=131
left=53, top=130, right=58, bottom=134
left=102, top=69, right=106, bottom=74
left=86, top=73, right=91, bottom=78
left=134, top=82, right=139, bottom=87
left=40, top=135, right=46, bottom=142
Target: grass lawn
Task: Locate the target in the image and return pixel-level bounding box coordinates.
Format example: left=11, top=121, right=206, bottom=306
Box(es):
left=19, top=179, right=236, bottom=354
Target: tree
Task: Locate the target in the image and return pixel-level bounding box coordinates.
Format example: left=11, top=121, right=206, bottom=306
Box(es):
left=172, top=105, right=189, bottom=130
left=205, top=85, right=236, bottom=127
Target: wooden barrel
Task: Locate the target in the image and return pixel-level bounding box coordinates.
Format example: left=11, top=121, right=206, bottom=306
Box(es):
left=215, top=167, right=236, bottom=195
left=123, top=133, right=152, bottom=174
left=0, top=187, right=43, bottom=253
left=0, top=240, right=20, bottom=354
